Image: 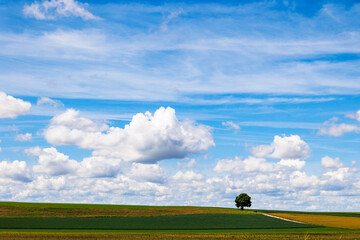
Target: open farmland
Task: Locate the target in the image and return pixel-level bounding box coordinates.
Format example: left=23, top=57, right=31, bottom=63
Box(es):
left=0, top=202, right=359, bottom=239
left=264, top=212, right=360, bottom=229
left=0, top=202, right=248, bottom=218
left=0, top=202, right=315, bottom=230
left=0, top=214, right=317, bottom=230
left=0, top=232, right=359, bottom=240
left=260, top=209, right=360, bottom=218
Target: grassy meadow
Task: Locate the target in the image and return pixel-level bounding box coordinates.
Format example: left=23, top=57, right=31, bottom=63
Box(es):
left=0, top=202, right=358, bottom=239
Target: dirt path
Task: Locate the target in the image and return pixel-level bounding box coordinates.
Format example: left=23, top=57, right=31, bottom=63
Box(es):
left=261, top=213, right=304, bottom=224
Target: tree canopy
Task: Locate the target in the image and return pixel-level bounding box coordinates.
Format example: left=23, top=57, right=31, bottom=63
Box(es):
left=235, top=193, right=252, bottom=210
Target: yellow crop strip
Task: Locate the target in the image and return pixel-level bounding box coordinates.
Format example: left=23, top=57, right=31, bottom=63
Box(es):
left=268, top=213, right=360, bottom=229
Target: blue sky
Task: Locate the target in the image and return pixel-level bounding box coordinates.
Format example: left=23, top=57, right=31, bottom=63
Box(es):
left=0, top=0, right=360, bottom=211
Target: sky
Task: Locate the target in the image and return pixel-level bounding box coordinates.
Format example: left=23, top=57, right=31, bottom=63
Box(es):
left=0, top=0, right=360, bottom=211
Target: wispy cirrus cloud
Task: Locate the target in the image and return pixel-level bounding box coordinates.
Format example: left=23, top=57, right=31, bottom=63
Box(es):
left=346, top=110, right=360, bottom=122
left=222, top=121, right=240, bottom=130
left=23, top=0, right=100, bottom=20
left=160, top=8, right=185, bottom=31
left=37, top=97, right=64, bottom=108
left=0, top=2, right=360, bottom=101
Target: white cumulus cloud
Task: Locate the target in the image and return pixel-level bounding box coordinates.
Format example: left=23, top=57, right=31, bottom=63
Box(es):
left=278, top=159, right=306, bottom=169
left=26, top=147, right=124, bottom=178
left=128, top=163, right=166, bottom=183
left=0, top=160, right=32, bottom=182
left=251, top=135, right=310, bottom=159
left=214, top=156, right=305, bottom=175
left=28, top=175, right=66, bottom=191
left=323, top=167, right=350, bottom=182
left=15, top=133, right=33, bottom=142
left=27, top=147, right=79, bottom=176
left=44, top=107, right=215, bottom=163
left=23, top=0, right=100, bottom=20
left=172, top=170, right=204, bottom=182
left=289, top=171, right=319, bottom=188
left=78, top=156, right=122, bottom=178
left=318, top=123, right=360, bottom=137
left=321, top=156, right=343, bottom=169
left=177, top=158, right=196, bottom=168
left=214, top=157, right=276, bottom=174
left=0, top=92, right=31, bottom=119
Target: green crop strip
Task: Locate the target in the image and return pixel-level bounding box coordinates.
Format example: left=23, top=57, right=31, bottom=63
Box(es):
left=0, top=214, right=317, bottom=230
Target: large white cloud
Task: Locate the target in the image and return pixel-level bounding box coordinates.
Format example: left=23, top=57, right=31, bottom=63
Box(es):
left=319, top=112, right=360, bottom=137
left=321, top=156, right=343, bottom=169
left=177, top=158, right=196, bottom=168
left=78, top=156, right=122, bottom=178
left=323, top=167, right=351, bottom=182
left=318, top=123, right=360, bottom=137
left=320, top=161, right=358, bottom=192
left=23, top=0, right=100, bottom=20
left=214, top=157, right=277, bottom=174
left=251, top=135, right=310, bottom=159
left=210, top=154, right=359, bottom=210
left=0, top=111, right=357, bottom=211
left=172, top=170, right=204, bottom=182
left=24, top=145, right=169, bottom=181
left=0, top=149, right=358, bottom=211
left=26, top=175, right=67, bottom=192
left=214, top=156, right=305, bottom=175
left=44, top=107, right=215, bottom=163
left=128, top=163, right=166, bottom=183
left=27, top=147, right=79, bottom=176
left=0, top=160, right=32, bottom=182
left=26, top=147, right=124, bottom=178
left=0, top=92, right=31, bottom=119
left=15, top=133, right=33, bottom=142
left=289, top=171, right=319, bottom=189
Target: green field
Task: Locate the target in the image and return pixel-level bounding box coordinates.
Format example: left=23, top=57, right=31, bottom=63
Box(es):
left=0, top=202, right=359, bottom=239
left=0, top=214, right=317, bottom=230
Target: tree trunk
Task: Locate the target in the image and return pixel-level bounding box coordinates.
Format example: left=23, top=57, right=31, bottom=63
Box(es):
left=241, top=206, right=244, bottom=210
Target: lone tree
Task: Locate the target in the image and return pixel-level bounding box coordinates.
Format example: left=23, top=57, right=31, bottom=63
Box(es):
left=235, top=193, right=252, bottom=210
